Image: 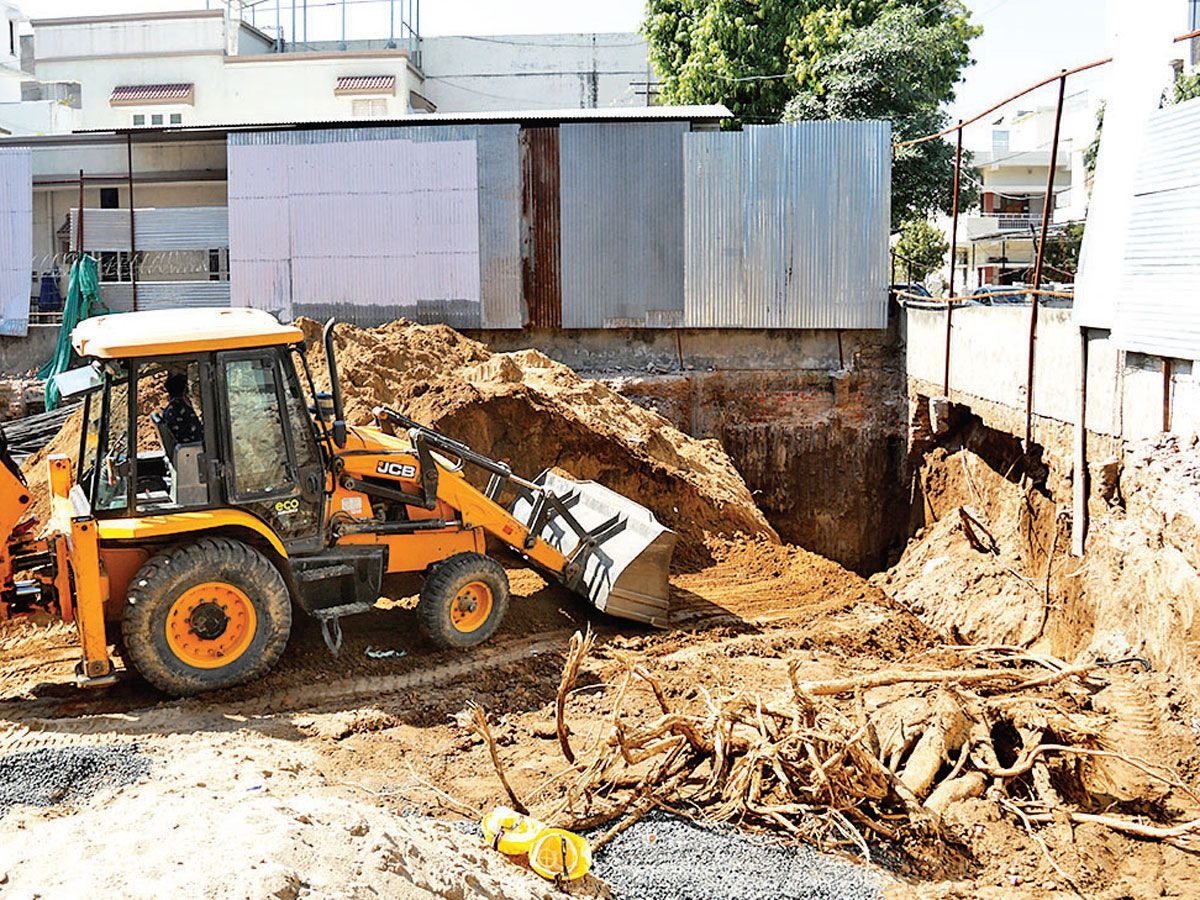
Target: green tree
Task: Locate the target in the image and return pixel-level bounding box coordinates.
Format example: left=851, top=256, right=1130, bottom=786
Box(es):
left=1042, top=222, right=1084, bottom=279
left=643, top=1, right=980, bottom=224
left=1083, top=102, right=1104, bottom=185
left=784, top=5, right=980, bottom=227
left=1168, top=70, right=1200, bottom=105
left=893, top=218, right=948, bottom=282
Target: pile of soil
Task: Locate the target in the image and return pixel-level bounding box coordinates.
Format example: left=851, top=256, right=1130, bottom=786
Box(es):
left=300, top=318, right=776, bottom=565
left=674, top=536, right=936, bottom=657
left=874, top=442, right=1059, bottom=647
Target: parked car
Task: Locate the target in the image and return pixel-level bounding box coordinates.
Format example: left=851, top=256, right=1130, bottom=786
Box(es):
left=969, top=285, right=1030, bottom=306
left=890, top=282, right=931, bottom=298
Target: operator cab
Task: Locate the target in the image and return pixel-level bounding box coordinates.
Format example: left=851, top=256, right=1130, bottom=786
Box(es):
left=66, top=309, right=328, bottom=554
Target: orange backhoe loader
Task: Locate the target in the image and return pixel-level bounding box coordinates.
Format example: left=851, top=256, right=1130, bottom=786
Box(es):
left=0, top=308, right=675, bottom=695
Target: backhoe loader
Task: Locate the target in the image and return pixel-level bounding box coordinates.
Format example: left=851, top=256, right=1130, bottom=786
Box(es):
left=0, top=308, right=675, bottom=696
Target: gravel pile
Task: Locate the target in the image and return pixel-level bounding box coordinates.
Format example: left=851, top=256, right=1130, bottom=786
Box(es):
left=0, top=744, right=150, bottom=816
left=592, top=811, right=883, bottom=900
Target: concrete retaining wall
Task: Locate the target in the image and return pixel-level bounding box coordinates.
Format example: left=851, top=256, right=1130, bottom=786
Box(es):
left=0, top=325, right=58, bottom=375
left=905, top=304, right=1200, bottom=458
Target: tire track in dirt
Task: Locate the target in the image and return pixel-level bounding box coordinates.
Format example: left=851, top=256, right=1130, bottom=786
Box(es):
left=0, top=630, right=575, bottom=752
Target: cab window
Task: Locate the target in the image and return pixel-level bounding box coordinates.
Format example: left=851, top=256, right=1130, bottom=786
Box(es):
left=223, top=356, right=293, bottom=499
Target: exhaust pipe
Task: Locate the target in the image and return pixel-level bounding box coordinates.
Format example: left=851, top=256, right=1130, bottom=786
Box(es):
left=322, top=318, right=347, bottom=448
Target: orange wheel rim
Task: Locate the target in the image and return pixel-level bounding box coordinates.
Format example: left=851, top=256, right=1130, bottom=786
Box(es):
left=450, top=581, right=493, bottom=633
left=165, top=582, right=257, bottom=669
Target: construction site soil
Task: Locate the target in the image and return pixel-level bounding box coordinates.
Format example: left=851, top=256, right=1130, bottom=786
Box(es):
left=1, top=322, right=1198, bottom=898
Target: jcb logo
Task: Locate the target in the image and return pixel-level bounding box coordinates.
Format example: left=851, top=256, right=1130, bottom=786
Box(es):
left=274, top=498, right=300, bottom=515
left=376, top=461, right=417, bottom=479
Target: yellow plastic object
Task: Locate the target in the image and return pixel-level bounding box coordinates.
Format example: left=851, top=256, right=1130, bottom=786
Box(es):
left=527, top=828, right=592, bottom=882
left=481, top=807, right=545, bottom=856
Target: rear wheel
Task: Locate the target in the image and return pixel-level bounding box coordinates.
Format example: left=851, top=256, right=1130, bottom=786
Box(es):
left=121, top=537, right=292, bottom=696
left=417, top=552, right=509, bottom=649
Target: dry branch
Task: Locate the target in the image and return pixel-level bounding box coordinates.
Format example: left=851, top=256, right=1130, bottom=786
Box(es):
left=469, top=703, right=529, bottom=815
left=462, top=635, right=1200, bottom=869
left=556, top=627, right=595, bottom=764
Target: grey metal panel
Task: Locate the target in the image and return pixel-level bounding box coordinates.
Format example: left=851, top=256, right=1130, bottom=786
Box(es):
left=228, top=126, right=524, bottom=328
left=559, top=122, right=687, bottom=328
left=100, top=280, right=231, bottom=312
left=68, top=206, right=228, bottom=252
left=1115, top=99, right=1200, bottom=360
left=0, top=148, right=32, bottom=337
left=683, top=122, right=891, bottom=329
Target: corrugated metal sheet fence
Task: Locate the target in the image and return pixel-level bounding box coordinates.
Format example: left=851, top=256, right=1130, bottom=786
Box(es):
left=68, top=206, right=228, bottom=252
left=228, top=126, right=523, bottom=329
left=225, top=121, right=890, bottom=332
left=0, top=148, right=32, bottom=337
left=683, top=122, right=891, bottom=329
left=1114, top=98, right=1200, bottom=361
left=560, top=122, right=687, bottom=328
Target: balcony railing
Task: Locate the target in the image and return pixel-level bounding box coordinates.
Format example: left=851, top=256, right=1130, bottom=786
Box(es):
left=981, top=212, right=1040, bottom=230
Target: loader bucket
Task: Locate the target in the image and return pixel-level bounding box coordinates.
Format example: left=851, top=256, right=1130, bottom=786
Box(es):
left=510, top=471, right=677, bottom=627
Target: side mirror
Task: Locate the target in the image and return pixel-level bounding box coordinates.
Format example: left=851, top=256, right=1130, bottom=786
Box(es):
left=321, top=318, right=347, bottom=449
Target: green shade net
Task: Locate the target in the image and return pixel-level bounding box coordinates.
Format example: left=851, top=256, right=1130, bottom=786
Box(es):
left=38, top=256, right=109, bottom=411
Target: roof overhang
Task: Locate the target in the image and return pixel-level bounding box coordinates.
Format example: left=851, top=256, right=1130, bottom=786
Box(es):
left=0, top=104, right=735, bottom=148
left=334, top=74, right=397, bottom=96
left=110, top=83, right=195, bottom=107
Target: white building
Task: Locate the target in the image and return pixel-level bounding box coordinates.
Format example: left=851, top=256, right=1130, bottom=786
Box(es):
left=6, top=7, right=655, bottom=134
left=947, top=90, right=1099, bottom=290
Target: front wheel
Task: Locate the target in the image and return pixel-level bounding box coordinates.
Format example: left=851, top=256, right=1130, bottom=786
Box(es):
left=121, top=537, right=292, bottom=696
left=417, top=552, right=510, bottom=649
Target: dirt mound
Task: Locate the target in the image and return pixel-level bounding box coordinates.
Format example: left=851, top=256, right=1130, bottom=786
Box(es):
left=673, top=536, right=936, bottom=656
left=301, top=318, right=776, bottom=565
left=874, top=443, right=1059, bottom=647
left=19, top=409, right=83, bottom=526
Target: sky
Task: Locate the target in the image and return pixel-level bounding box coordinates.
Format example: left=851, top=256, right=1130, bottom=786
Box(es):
left=22, top=0, right=1111, bottom=146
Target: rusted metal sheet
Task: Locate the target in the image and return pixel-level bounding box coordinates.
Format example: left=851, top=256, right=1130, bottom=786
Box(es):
left=520, top=127, right=561, bottom=329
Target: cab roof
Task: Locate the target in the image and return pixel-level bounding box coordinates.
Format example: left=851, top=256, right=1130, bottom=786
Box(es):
left=72, top=308, right=304, bottom=359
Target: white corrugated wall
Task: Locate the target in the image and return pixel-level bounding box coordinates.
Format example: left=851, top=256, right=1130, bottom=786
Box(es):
left=1112, top=98, right=1200, bottom=360
left=0, top=148, right=32, bottom=338
left=228, top=135, right=482, bottom=328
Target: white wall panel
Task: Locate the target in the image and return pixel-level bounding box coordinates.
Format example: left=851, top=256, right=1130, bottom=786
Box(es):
left=0, top=147, right=31, bottom=337
left=228, top=136, right=482, bottom=327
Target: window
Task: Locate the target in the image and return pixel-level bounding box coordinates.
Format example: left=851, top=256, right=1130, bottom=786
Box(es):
left=223, top=357, right=291, bottom=498
left=352, top=98, right=388, bottom=119
left=151, top=113, right=163, bottom=126
left=8, top=21, right=14, bottom=57
left=283, top=360, right=319, bottom=472
left=83, top=370, right=131, bottom=514
left=208, top=248, right=228, bottom=282
left=98, top=251, right=133, bottom=283
left=99, top=188, right=119, bottom=209
left=137, top=360, right=208, bottom=510
left=132, top=114, right=145, bottom=126
left=169, top=113, right=182, bottom=125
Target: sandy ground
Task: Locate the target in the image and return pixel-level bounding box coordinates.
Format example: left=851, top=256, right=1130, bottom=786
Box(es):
left=0, top=538, right=1197, bottom=898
